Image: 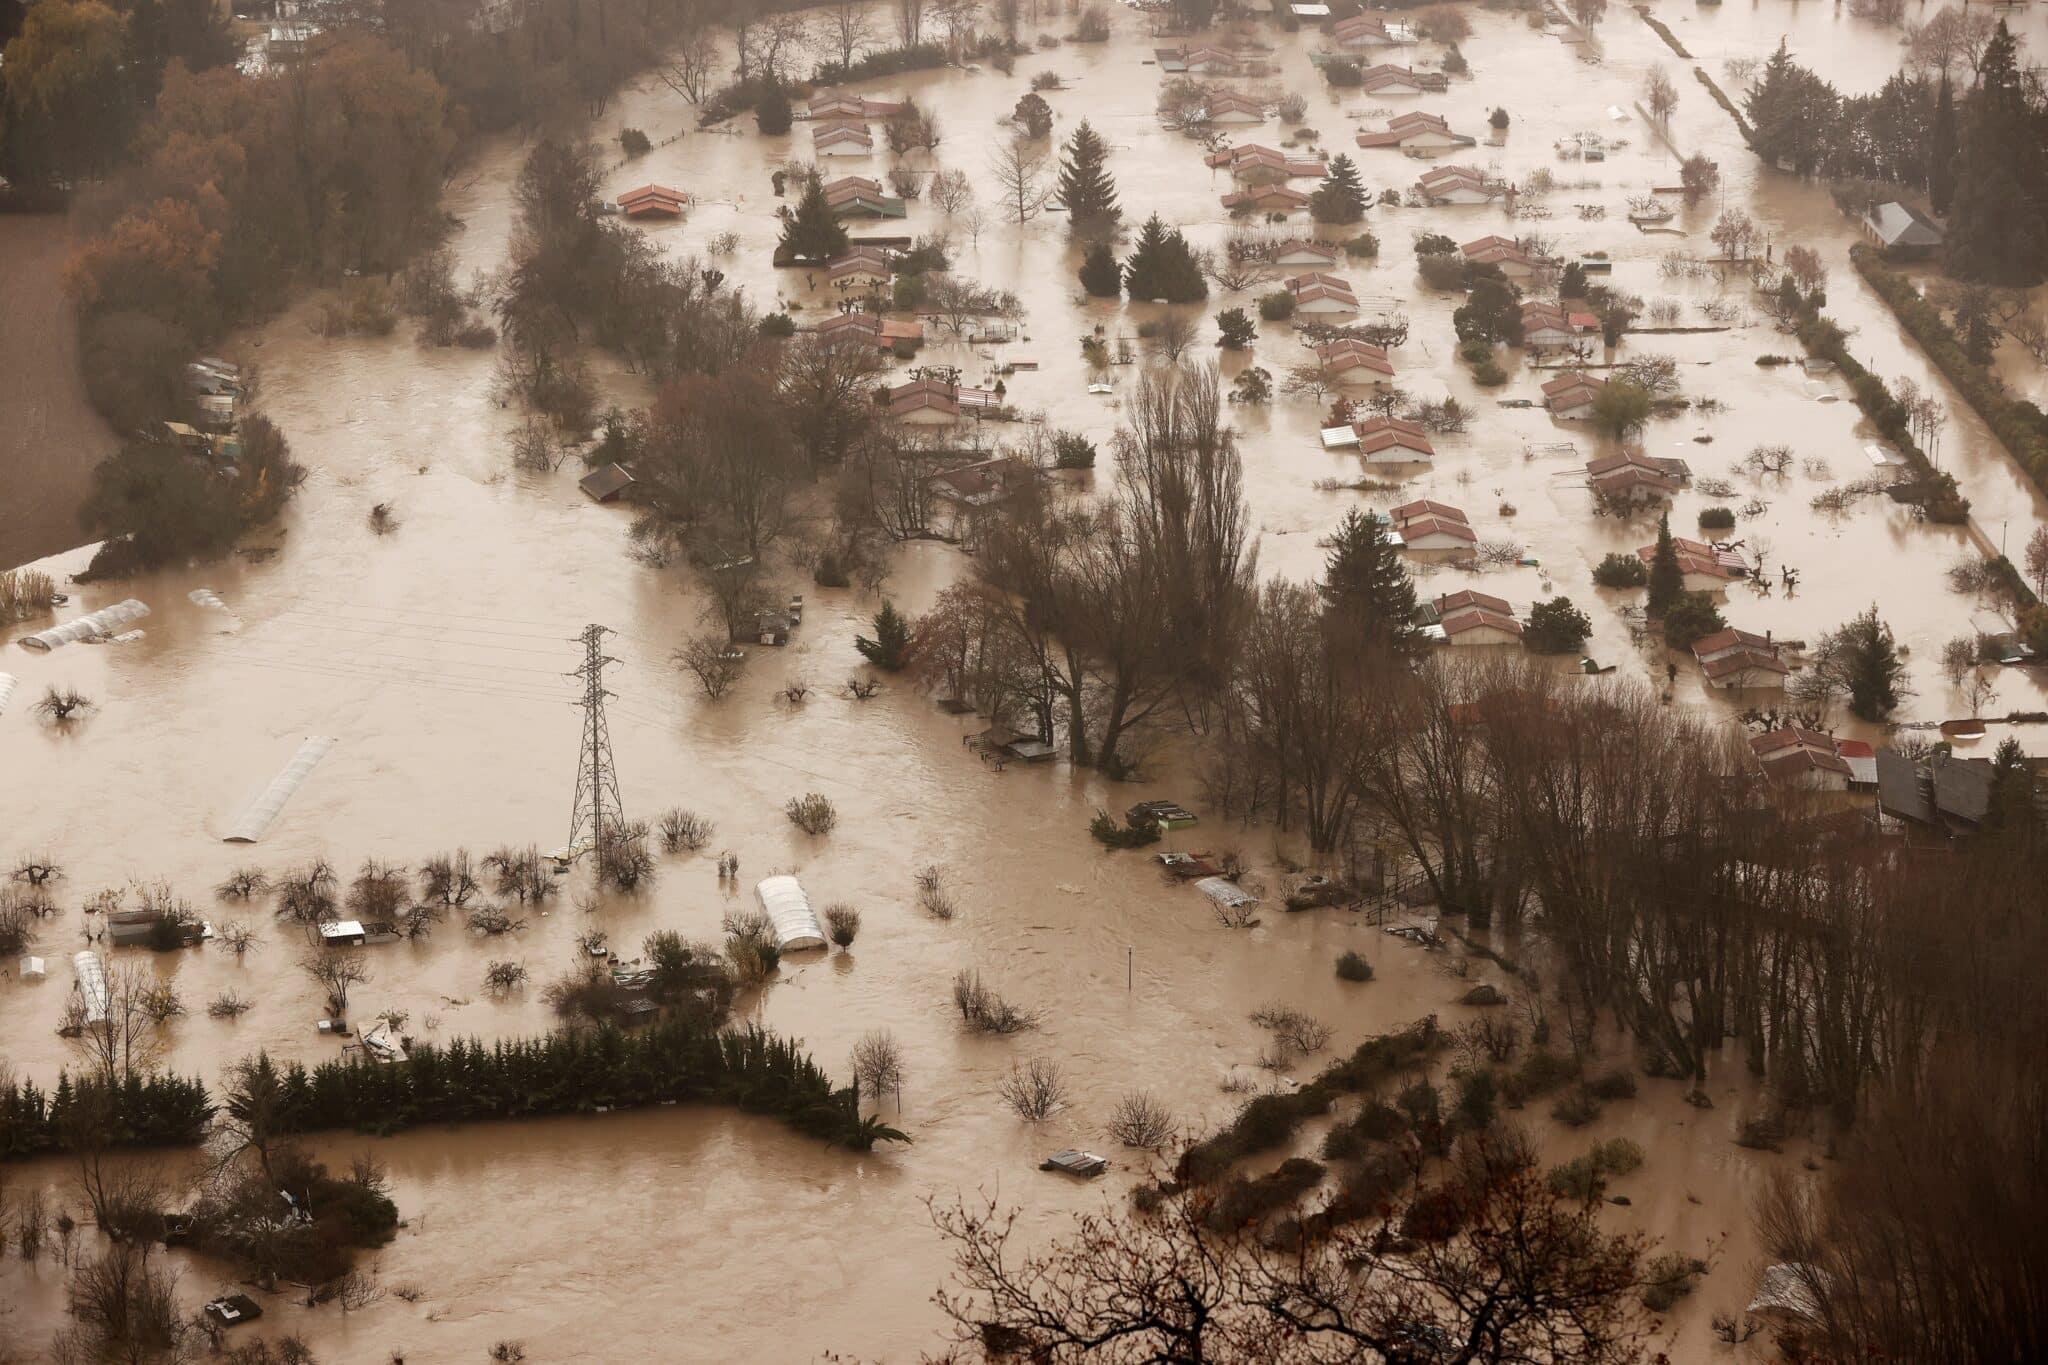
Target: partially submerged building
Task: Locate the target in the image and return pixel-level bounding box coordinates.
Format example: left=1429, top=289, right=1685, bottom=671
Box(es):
left=754, top=876, right=829, bottom=951
left=1356, top=111, right=1474, bottom=151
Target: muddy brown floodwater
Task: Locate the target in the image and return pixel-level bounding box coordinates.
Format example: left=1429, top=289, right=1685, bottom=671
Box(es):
left=4, top=3, right=2047, bottom=1360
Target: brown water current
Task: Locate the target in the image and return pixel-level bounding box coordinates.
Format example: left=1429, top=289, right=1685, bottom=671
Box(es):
left=5, top=3, right=2047, bottom=1359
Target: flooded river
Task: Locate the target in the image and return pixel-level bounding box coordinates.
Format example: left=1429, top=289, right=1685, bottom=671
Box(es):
left=4, top=2, right=2046, bottom=1359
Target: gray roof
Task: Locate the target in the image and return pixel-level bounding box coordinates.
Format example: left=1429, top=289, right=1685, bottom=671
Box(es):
left=1876, top=749, right=1933, bottom=824
left=1866, top=202, right=1943, bottom=249
left=1931, top=755, right=1992, bottom=825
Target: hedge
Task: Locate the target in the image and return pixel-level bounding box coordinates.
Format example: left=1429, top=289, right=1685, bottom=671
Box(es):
left=1792, top=308, right=1970, bottom=523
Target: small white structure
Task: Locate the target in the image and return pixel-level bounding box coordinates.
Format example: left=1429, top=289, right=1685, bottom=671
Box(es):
left=17, top=598, right=151, bottom=652
left=319, top=919, right=368, bottom=946
left=0, top=672, right=15, bottom=715
left=73, top=951, right=110, bottom=1025
left=226, top=736, right=336, bottom=843
left=1194, top=876, right=1258, bottom=911
left=754, top=875, right=829, bottom=951
left=19, top=956, right=46, bottom=980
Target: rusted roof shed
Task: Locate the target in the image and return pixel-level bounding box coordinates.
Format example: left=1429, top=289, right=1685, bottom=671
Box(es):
left=579, top=464, right=636, bottom=503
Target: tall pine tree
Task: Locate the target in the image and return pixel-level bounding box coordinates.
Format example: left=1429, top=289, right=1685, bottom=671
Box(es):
left=1743, top=41, right=1838, bottom=177
left=1928, top=71, right=1957, bottom=215
left=1122, top=214, right=1208, bottom=302
left=1946, top=22, right=2048, bottom=286
left=1055, top=119, right=1121, bottom=237
left=1309, top=154, right=1368, bottom=225
left=780, top=173, right=849, bottom=263
left=1647, top=511, right=1683, bottom=615
left=1319, top=509, right=1419, bottom=654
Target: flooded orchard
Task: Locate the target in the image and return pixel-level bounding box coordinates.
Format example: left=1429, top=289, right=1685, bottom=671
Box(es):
left=4, top=2, right=2045, bottom=1361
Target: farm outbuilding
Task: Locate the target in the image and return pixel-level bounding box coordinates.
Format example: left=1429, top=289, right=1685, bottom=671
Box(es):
left=754, top=876, right=829, bottom=951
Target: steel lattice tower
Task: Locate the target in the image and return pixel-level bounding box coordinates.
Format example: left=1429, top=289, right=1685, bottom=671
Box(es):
left=567, top=623, right=624, bottom=859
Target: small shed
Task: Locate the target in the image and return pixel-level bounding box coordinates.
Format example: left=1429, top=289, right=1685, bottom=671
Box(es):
left=1127, top=799, right=1197, bottom=830
left=19, top=956, right=46, bottom=980
left=319, top=919, right=368, bottom=946
left=1041, top=1150, right=1108, bottom=1177
left=754, top=875, right=829, bottom=951
left=579, top=463, right=636, bottom=503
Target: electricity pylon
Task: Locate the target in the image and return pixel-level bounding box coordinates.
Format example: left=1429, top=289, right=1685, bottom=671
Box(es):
left=567, top=623, right=623, bottom=861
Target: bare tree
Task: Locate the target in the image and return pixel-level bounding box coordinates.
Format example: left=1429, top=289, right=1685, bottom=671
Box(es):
left=989, top=137, right=1053, bottom=223
left=928, top=167, right=975, bottom=215
left=657, top=25, right=720, bottom=103
left=300, top=949, right=369, bottom=1018
left=997, top=1055, right=1069, bottom=1120
left=1151, top=312, right=1200, bottom=364
left=897, top=0, right=926, bottom=46
left=32, top=686, right=94, bottom=723
left=823, top=0, right=878, bottom=71
left=677, top=634, right=746, bottom=699
left=852, top=1029, right=906, bottom=1105
left=1107, top=1091, right=1177, bottom=1149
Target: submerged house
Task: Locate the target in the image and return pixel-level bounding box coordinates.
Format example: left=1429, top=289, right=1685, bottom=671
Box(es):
left=1286, top=271, right=1360, bottom=315
left=1201, top=93, right=1266, bottom=126
left=1223, top=183, right=1310, bottom=214
left=1354, top=414, right=1435, bottom=464
left=1635, top=534, right=1743, bottom=588
left=812, top=121, right=874, bottom=157
left=1416, top=164, right=1502, bottom=205
left=1691, top=628, right=1788, bottom=689
left=822, top=175, right=907, bottom=219
left=816, top=310, right=924, bottom=351
left=1543, top=370, right=1607, bottom=419
left=1520, top=299, right=1599, bottom=348
left=1861, top=201, right=1943, bottom=257
left=1388, top=499, right=1475, bottom=553
left=1430, top=590, right=1523, bottom=647
left=1586, top=449, right=1686, bottom=504
left=1272, top=238, right=1341, bottom=269
left=1461, top=234, right=1538, bottom=279
left=1316, top=337, right=1396, bottom=386
left=1357, top=63, right=1445, bottom=95
left=1356, top=111, right=1474, bottom=152
left=1205, top=145, right=1328, bottom=180
left=616, top=184, right=688, bottom=219
left=826, top=245, right=894, bottom=289
left=808, top=90, right=906, bottom=121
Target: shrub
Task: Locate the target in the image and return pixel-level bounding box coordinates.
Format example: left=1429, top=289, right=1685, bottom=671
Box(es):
left=785, top=793, right=837, bottom=836
left=1053, top=431, right=1097, bottom=469
left=1107, top=1091, right=1176, bottom=1149
left=1216, top=307, right=1256, bottom=349
left=1335, top=951, right=1373, bottom=982
left=1342, top=232, right=1378, bottom=258
left=619, top=128, right=652, bottom=157
left=1471, top=359, right=1508, bottom=386
left=723, top=910, right=782, bottom=986
left=759, top=311, right=796, bottom=337
left=1090, top=810, right=1161, bottom=848
left=1592, top=1138, right=1644, bottom=1175
left=1453, top=1068, right=1498, bottom=1131
left=1641, top=1253, right=1707, bottom=1311
left=1503, top=1050, right=1578, bottom=1103
left=658, top=808, right=713, bottom=853
left=953, top=971, right=1041, bottom=1033
left=1524, top=597, right=1592, bottom=654
left=1418, top=253, right=1469, bottom=290
left=1588, top=1069, right=1638, bottom=1100
left=823, top=903, right=861, bottom=948
left=1551, top=1089, right=1602, bottom=1127
left=1546, top=1155, right=1607, bottom=1202
left=1258, top=290, right=1296, bottom=321
left=1205, top=1157, right=1326, bottom=1231
left=1593, top=552, right=1648, bottom=588
left=1697, top=505, right=1736, bottom=530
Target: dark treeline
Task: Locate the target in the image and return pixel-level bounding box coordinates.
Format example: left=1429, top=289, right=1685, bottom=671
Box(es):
left=0, top=1070, right=212, bottom=1159
left=1, top=1017, right=902, bottom=1160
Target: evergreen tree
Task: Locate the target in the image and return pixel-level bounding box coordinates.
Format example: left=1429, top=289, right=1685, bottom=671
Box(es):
left=780, top=174, right=849, bottom=263
left=1830, top=605, right=1906, bottom=721
left=1309, top=155, right=1369, bottom=225
left=1560, top=261, right=1588, bottom=298
left=1122, top=214, right=1207, bottom=302
left=857, top=600, right=913, bottom=670
left=1646, top=512, right=1683, bottom=616
left=1946, top=22, right=2048, bottom=286
left=1055, top=119, right=1121, bottom=235
left=756, top=87, right=794, bottom=135
left=1744, top=41, right=1838, bottom=177
left=1928, top=71, right=1957, bottom=215
left=1079, top=241, right=1123, bottom=297
left=1319, top=509, right=1419, bottom=654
